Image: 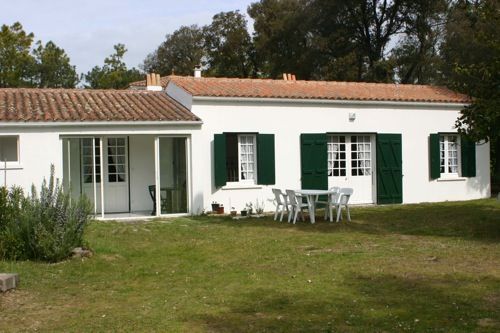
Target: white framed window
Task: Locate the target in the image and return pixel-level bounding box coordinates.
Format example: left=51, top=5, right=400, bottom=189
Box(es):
left=107, top=137, right=126, bottom=183
left=81, top=138, right=101, bottom=184
left=327, top=135, right=346, bottom=176
left=440, top=135, right=460, bottom=176
left=226, top=133, right=257, bottom=183
left=351, top=135, right=372, bottom=176
left=0, top=136, right=19, bottom=163
left=328, top=135, right=372, bottom=177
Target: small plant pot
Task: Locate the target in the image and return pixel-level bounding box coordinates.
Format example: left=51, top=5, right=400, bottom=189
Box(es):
left=217, top=206, right=224, bottom=214
left=211, top=203, right=220, bottom=212
left=230, top=210, right=237, bottom=216
left=240, top=210, right=247, bottom=217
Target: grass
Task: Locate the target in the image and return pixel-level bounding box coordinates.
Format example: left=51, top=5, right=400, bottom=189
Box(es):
left=1, top=199, right=499, bottom=332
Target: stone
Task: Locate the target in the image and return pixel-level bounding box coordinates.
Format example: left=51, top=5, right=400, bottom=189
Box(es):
left=0, top=273, right=19, bottom=292
left=72, top=247, right=93, bottom=258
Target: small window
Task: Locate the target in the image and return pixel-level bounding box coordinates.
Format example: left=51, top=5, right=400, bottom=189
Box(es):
left=81, top=138, right=101, bottom=184
left=440, top=135, right=460, bottom=175
left=351, top=135, right=372, bottom=176
left=0, top=136, right=19, bottom=162
left=107, top=137, right=126, bottom=183
left=328, top=136, right=346, bottom=177
left=226, top=133, right=257, bottom=183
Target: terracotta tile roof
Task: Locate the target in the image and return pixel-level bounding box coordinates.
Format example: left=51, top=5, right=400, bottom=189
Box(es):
left=0, top=88, right=200, bottom=123
left=167, top=76, right=470, bottom=104
left=129, top=76, right=171, bottom=89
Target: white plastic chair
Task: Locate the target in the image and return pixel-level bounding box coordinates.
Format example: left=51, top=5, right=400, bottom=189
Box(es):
left=272, top=188, right=289, bottom=222
left=322, top=187, right=340, bottom=221
left=286, top=190, right=309, bottom=224
left=327, top=187, right=353, bottom=222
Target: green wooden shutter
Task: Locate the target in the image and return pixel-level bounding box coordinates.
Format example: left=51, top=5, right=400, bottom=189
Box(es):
left=429, top=133, right=441, bottom=179
left=300, top=134, right=328, bottom=190
left=214, top=134, right=227, bottom=187
left=461, top=136, right=476, bottom=177
left=376, top=134, right=403, bottom=204
left=257, top=134, right=275, bottom=185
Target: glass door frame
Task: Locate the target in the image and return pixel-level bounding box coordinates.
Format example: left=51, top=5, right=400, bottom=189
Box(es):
left=62, top=135, right=105, bottom=219
left=154, top=135, right=191, bottom=217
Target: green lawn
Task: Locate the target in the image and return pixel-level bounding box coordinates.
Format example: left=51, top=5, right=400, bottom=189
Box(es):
left=1, top=199, right=499, bottom=332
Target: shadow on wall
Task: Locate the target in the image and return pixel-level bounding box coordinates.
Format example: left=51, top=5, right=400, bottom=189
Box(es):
left=192, top=191, right=205, bottom=215
left=190, top=274, right=499, bottom=332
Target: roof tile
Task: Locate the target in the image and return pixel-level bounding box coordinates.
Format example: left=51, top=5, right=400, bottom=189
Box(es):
left=165, top=76, right=470, bottom=104
left=0, top=88, right=200, bottom=123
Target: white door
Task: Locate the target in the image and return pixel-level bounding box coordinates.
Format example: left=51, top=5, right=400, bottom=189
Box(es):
left=103, top=137, right=129, bottom=213
left=81, top=137, right=129, bottom=214
left=327, top=134, right=375, bottom=204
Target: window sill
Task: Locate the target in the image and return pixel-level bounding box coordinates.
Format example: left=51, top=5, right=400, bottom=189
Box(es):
left=436, top=176, right=467, bottom=182
left=0, top=163, right=23, bottom=170
left=222, top=183, right=262, bottom=190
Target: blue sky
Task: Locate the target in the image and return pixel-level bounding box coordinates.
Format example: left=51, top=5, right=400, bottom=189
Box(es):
left=0, top=0, right=254, bottom=75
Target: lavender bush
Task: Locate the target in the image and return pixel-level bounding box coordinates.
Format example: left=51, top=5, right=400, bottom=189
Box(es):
left=0, top=166, right=92, bottom=262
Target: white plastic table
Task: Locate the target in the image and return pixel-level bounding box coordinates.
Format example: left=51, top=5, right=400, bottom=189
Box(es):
left=295, top=189, right=337, bottom=223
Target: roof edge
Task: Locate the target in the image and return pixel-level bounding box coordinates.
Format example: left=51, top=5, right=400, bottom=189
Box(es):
left=0, top=120, right=203, bottom=127
left=191, top=96, right=468, bottom=108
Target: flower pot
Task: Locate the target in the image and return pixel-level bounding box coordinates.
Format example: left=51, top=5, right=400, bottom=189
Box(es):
left=217, top=206, right=224, bottom=214
left=240, top=210, right=247, bottom=217
left=230, top=210, right=237, bottom=216
left=211, top=203, right=220, bottom=212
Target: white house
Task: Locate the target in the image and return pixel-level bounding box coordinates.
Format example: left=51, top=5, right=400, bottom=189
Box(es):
left=0, top=73, right=491, bottom=219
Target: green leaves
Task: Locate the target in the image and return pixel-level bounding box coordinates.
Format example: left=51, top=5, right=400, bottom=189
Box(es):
left=0, top=22, right=78, bottom=88
left=83, top=44, right=143, bottom=89
left=0, top=166, right=92, bottom=262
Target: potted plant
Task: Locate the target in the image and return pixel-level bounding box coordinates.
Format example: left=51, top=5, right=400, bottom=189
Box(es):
left=230, top=207, right=237, bottom=216
left=245, top=202, right=253, bottom=215
left=240, top=209, right=248, bottom=217
left=211, top=201, right=220, bottom=213
left=217, top=204, right=224, bottom=214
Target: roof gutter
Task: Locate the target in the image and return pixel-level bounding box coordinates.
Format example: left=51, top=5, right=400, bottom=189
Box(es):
left=192, top=96, right=468, bottom=109
left=0, top=120, right=203, bottom=128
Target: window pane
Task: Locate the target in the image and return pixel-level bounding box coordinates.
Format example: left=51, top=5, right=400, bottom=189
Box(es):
left=0, top=136, right=18, bottom=162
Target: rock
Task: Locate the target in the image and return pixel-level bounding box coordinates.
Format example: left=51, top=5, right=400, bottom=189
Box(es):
left=72, top=247, right=93, bottom=258
left=0, top=273, right=19, bottom=292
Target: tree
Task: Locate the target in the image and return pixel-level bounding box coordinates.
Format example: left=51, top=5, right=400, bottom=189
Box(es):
left=142, top=25, right=205, bottom=76
left=0, top=22, right=36, bottom=87
left=33, top=41, right=79, bottom=88
left=248, top=0, right=315, bottom=79
left=391, top=0, right=448, bottom=84
left=441, top=0, right=500, bottom=185
left=204, top=11, right=256, bottom=77
left=84, top=44, right=143, bottom=89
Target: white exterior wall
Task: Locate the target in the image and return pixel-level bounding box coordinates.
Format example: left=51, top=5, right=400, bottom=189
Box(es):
left=189, top=99, right=490, bottom=213
left=0, top=124, right=202, bottom=215
left=0, top=99, right=491, bottom=216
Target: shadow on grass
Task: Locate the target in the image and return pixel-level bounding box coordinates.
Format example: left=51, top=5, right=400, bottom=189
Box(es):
left=195, top=200, right=500, bottom=243
left=192, top=274, right=500, bottom=332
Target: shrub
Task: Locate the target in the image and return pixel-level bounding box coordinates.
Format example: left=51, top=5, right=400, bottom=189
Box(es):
left=0, top=166, right=92, bottom=262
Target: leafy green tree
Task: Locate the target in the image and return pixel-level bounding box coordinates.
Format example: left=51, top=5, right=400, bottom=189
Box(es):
left=142, top=25, right=205, bottom=76
left=84, top=44, right=143, bottom=89
left=0, top=22, right=36, bottom=87
left=33, top=41, right=79, bottom=88
left=441, top=0, right=500, bottom=185
left=203, top=11, right=256, bottom=77
left=248, top=0, right=315, bottom=79
left=391, top=0, right=448, bottom=84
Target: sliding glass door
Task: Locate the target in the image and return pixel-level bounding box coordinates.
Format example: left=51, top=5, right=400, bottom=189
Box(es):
left=157, top=137, right=188, bottom=215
